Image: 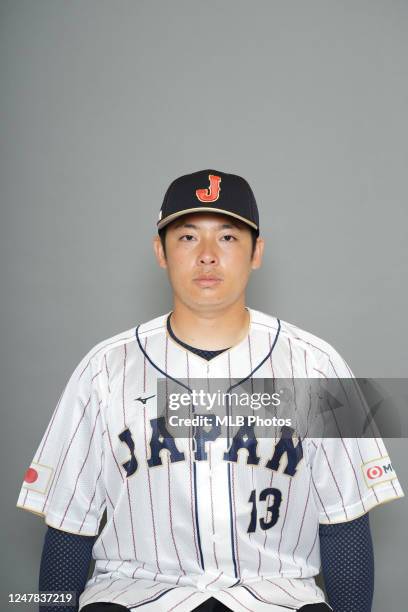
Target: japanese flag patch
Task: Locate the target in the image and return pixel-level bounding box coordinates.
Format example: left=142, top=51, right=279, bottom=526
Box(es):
left=362, top=456, right=397, bottom=487
left=22, top=462, right=53, bottom=495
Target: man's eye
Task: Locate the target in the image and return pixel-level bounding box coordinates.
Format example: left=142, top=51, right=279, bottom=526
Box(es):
left=179, top=234, right=195, bottom=241
left=221, top=234, right=237, bottom=242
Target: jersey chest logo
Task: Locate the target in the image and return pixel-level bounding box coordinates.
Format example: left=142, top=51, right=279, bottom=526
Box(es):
left=118, top=420, right=303, bottom=479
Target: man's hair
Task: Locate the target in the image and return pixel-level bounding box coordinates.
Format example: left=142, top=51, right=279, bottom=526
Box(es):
left=158, top=222, right=258, bottom=258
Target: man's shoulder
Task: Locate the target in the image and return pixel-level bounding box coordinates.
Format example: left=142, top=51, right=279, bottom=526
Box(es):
left=82, top=313, right=170, bottom=368
left=251, top=307, right=348, bottom=366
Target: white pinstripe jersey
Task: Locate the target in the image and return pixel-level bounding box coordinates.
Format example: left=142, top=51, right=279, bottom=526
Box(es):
left=17, top=308, right=404, bottom=612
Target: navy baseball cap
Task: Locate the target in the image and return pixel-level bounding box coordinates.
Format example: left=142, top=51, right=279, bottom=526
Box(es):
left=157, top=169, right=259, bottom=235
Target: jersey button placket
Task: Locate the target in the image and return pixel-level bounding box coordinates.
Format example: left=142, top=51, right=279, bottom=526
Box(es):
left=195, top=359, right=215, bottom=573
left=208, top=361, right=234, bottom=574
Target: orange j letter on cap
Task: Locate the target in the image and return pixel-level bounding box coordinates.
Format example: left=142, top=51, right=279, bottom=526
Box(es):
left=195, top=174, right=221, bottom=203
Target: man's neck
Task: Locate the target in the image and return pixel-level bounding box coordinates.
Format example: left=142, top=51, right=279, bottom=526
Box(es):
left=169, top=301, right=250, bottom=351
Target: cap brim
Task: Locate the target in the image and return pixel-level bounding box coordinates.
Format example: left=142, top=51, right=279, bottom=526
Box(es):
left=157, top=207, right=258, bottom=232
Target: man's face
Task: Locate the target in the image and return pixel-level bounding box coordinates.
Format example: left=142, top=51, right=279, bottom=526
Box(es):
left=153, top=212, right=264, bottom=312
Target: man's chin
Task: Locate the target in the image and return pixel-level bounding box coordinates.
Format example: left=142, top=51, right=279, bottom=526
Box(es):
left=183, top=293, right=225, bottom=310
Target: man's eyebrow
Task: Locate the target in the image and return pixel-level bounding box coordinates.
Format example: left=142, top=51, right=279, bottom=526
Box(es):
left=172, top=221, right=242, bottom=230
left=172, top=222, right=198, bottom=229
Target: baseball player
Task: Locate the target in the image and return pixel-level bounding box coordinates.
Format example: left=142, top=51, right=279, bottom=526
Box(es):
left=17, top=169, right=404, bottom=612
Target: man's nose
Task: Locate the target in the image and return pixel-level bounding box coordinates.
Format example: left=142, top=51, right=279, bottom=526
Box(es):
left=199, top=253, right=217, bottom=264
left=198, top=241, right=218, bottom=265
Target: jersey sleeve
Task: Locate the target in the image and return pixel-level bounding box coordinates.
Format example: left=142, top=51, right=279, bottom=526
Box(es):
left=16, top=349, right=107, bottom=536
left=307, top=341, right=405, bottom=524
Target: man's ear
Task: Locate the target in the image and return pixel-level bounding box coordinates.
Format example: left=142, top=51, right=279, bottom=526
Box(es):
left=251, top=236, right=264, bottom=270
left=153, top=235, right=167, bottom=269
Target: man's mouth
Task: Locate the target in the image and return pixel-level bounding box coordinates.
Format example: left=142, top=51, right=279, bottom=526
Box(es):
left=193, top=275, right=223, bottom=287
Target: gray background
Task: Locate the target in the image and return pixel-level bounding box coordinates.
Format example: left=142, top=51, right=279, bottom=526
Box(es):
left=1, top=1, right=407, bottom=610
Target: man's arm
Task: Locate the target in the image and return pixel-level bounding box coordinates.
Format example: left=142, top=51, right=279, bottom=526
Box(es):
left=319, top=513, right=374, bottom=612
left=38, top=526, right=96, bottom=612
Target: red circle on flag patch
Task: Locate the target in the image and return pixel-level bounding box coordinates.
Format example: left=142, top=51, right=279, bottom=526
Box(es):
left=24, top=467, right=38, bottom=483
left=367, top=465, right=383, bottom=480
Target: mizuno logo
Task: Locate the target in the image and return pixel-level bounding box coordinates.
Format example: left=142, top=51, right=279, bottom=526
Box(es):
left=134, top=394, right=156, bottom=405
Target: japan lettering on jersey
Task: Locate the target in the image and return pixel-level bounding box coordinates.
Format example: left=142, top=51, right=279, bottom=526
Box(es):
left=17, top=308, right=404, bottom=612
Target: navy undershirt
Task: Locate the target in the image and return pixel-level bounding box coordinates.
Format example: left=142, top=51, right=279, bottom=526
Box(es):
left=39, top=318, right=374, bottom=612
left=166, top=313, right=230, bottom=360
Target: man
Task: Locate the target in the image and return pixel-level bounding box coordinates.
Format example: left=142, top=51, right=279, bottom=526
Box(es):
left=17, top=169, right=404, bottom=612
